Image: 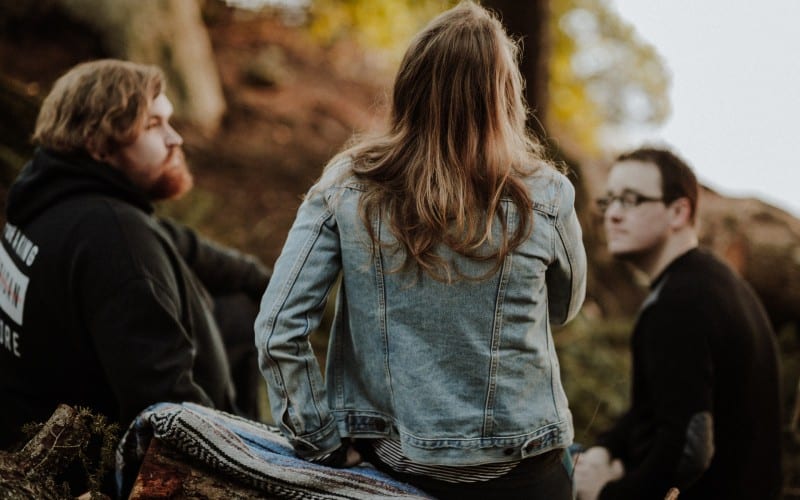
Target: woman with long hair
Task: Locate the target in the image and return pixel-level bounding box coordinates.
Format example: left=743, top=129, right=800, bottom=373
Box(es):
left=256, top=2, right=586, bottom=498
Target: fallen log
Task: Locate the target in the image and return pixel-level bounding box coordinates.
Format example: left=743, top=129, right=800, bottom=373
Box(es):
left=0, top=404, right=118, bottom=499
left=129, top=439, right=275, bottom=499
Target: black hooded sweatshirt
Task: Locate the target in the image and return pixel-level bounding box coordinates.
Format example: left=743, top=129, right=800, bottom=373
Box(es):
left=0, top=149, right=269, bottom=448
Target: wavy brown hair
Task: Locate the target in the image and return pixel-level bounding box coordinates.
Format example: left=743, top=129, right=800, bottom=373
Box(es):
left=323, top=2, right=548, bottom=281
left=33, top=59, right=164, bottom=157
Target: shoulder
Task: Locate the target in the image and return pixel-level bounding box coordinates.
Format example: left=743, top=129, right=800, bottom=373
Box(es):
left=65, top=196, right=158, bottom=246
left=306, top=157, right=367, bottom=216
left=310, top=156, right=363, bottom=195
left=662, top=250, right=735, bottom=297
left=521, top=162, right=575, bottom=217
left=61, top=197, right=176, bottom=280
left=642, top=250, right=740, bottom=324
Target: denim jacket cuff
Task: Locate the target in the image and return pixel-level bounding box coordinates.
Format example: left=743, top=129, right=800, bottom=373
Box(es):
left=289, top=417, right=342, bottom=459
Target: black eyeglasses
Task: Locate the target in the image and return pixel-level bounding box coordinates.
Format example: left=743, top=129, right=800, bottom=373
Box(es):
left=595, top=190, right=665, bottom=214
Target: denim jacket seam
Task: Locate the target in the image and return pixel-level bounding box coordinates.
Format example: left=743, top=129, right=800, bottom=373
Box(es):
left=396, top=419, right=570, bottom=448
left=532, top=202, right=557, bottom=216
left=331, top=297, right=345, bottom=406
left=372, top=213, right=397, bottom=409
left=545, top=212, right=560, bottom=417
left=265, top=202, right=335, bottom=435
left=554, top=221, right=575, bottom=319
left=547, top=180, right=572, bottom=417
left=553, top=199, right=578, bottom=322
left=482, top=207, right=514, bottom=437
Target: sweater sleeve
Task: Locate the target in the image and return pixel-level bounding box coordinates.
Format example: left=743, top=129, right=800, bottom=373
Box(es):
left=599, top=300, right=715, bottom=499
left=158, top=217, right=271, bottom=301
left=596, top=408, right=638, bottom=464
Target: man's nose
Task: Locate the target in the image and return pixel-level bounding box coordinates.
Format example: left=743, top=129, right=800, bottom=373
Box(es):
left=165, top=125, right=183, bottom=147
left=604, top=200, right=624, bottom=222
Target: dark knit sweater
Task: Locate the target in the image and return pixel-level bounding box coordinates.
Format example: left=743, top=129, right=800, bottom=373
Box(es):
left=597, top=248, right=782, bottom=500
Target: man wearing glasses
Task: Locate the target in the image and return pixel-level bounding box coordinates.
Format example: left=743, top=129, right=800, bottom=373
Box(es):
left=574, top=147, right=782, bottom=500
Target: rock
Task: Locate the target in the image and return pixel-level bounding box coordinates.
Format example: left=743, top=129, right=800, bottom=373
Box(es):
left=699, top=187, right=800, bottom=331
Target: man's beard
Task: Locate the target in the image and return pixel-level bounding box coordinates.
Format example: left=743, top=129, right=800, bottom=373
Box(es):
left=147, top=147, right=194, bottom=201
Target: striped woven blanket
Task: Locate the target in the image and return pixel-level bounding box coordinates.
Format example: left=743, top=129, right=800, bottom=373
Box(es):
left=116, top=402, right=432, bottom=499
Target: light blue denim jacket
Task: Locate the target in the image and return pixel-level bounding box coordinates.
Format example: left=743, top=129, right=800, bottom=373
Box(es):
left=256, top=160, right=586, bottom=466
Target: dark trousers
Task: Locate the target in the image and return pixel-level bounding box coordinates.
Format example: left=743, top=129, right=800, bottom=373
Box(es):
left=358, top=443, right=574, bottom=500
left=213, top=293, right=261, bottom=420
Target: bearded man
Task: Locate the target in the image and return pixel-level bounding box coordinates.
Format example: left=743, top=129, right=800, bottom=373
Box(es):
left=0, top=60, right=270, bottom=451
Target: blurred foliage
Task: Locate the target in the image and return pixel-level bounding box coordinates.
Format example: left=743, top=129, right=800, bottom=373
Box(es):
left=550, top=0, right=670, bottom=151
left=155, top=185, right=220, bottom=229
left=555, top=315, right=632, bottom=443
left=307, top=0, right=452, bottom=63
left=301, top=0, right=670, bottom=153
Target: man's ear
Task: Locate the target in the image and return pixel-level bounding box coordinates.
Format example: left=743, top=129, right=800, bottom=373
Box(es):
left=88, top=150, right=105, bottom=162
left=668, top=197, right=692, bottom=229
left=86, top=141, right=106, bottom=163
left=86, top=143, right=119, bottom=168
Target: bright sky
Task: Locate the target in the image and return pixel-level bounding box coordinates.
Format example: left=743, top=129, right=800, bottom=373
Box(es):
left=611, top=0, right=800, bottom=217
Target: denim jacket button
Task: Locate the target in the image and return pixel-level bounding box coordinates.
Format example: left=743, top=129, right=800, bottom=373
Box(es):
left=503, top=447, right=515, bottom=456
left=375, top=420, right=386, bottom=432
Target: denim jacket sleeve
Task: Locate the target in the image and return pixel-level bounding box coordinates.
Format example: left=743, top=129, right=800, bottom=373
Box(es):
left=546, top=176, right=587, bottom=325
left=255, top=187, right=343, bottom=459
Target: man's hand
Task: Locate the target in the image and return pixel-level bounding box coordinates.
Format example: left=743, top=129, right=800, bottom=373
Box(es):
left=574, top=446, right=624, bottom=500
left=343, top=446, right=363, bottom=467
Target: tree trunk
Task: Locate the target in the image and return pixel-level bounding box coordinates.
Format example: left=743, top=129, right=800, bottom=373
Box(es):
left=482, top=0, right=550, bottom=140
left=56, top=0, right=226, bottom=134
left=0, top=76, right=39, bottom=183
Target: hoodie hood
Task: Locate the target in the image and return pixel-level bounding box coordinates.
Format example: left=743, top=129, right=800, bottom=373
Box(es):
left=6, top=148, right=153, bottom=225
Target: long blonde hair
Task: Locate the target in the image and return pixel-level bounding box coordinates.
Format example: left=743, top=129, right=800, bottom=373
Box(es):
left=329, top=1, right=547, bottom=281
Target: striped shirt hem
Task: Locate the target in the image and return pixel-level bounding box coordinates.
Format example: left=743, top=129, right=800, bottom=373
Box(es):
left=371, top=439, right=520, bottom=483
